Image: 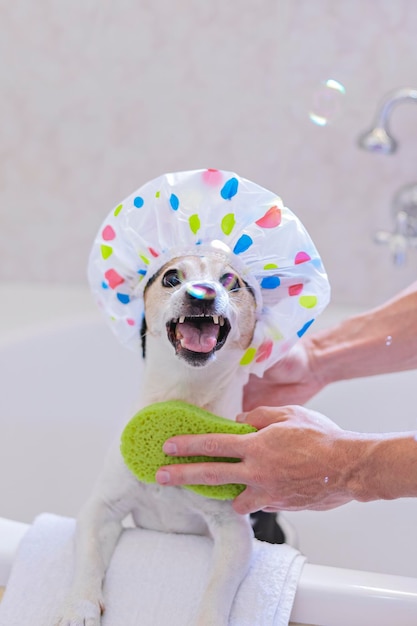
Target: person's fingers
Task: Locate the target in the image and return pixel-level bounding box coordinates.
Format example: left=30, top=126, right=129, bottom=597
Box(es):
left=155, top=460, right=248, bottom=487
left=162, top=432, right=251, bottom=459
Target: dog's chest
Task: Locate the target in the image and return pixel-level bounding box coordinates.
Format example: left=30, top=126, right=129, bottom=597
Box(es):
left=131, top=482, right=209, bottom=535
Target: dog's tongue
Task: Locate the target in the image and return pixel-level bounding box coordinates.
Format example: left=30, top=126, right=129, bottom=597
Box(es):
left=177, top=319, right=219, bottom=353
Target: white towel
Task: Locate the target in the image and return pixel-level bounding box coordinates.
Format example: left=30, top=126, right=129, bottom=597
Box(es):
left=0, top=513, right=305, bottom=626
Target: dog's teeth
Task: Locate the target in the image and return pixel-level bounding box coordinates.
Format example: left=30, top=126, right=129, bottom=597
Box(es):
left=213, top=315, right=219, bottom=325
left=179, top=316, right=185, bottom=324
left=219, top=316, right=225, bottom=326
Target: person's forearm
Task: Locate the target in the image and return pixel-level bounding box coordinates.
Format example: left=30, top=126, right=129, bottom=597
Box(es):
left=341, top=431, right=417, bottom=502
left=156, top=406, right=417, bottom=512
left=309, top=281, right=417, bottom=386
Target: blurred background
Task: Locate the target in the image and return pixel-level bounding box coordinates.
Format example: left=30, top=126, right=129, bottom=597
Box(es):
left=1, top=0, right=416, bottom=307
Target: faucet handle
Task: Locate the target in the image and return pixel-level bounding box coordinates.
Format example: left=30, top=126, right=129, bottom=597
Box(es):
left=374, top=207, right=417, bottom=265
left=374, top=184, right=417, bottom=265
left=373, top=229, right=408, bottom=265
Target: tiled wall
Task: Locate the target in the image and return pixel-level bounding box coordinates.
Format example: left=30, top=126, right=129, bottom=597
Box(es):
left=1, top=0, right=416, bottom=306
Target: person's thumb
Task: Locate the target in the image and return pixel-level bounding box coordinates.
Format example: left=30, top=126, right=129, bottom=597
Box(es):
left=236, top=406, right=288, bottom=430
left=232, top=486, right=271, bottom=515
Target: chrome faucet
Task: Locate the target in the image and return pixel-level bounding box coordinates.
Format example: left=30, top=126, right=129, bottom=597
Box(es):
left=358, top=87, right=417, bottom=154
left=358, top=87, right=417, bottom=264
left=374, top=183, right=417, bottom=265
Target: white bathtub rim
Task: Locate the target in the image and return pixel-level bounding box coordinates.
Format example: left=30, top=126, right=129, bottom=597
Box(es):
left=1, top=516, right=417, bottom=626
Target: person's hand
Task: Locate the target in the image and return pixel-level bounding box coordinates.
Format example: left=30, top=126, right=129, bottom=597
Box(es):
left=243, top=340, right=324, bottom=411
left=156, top=405, right=357, bottom=514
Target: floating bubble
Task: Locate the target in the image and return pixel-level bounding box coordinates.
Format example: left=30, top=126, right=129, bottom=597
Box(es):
left=385, top=335, right=393, bottom=346
left=324, top=476, right=329, bottom=484
left=309, top=79, right=346, bottom=127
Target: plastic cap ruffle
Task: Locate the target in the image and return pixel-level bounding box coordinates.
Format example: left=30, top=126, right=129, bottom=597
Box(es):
left=87, top=169, right=330, bottom=375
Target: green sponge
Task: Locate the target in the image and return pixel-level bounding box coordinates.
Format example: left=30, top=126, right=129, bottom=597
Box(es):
left=120, top=400, right=256, bottom=500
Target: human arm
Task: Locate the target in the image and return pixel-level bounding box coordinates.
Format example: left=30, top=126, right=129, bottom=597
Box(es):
left=243, top=280, right=417, bottom=410
left=156, top=405, right=417, bottom=514
left=156, top=281, right=417, bottom=513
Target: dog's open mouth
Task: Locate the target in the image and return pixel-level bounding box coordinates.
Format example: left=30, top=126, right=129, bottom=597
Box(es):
left=167, top=315, right=231, bottom=363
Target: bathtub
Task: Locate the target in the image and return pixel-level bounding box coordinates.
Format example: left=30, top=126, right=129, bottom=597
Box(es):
left=0, top=283, right=417, bottom=625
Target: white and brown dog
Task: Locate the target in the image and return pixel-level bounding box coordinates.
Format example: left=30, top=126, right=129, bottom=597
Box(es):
left=57, top=252, right=261, bottom=626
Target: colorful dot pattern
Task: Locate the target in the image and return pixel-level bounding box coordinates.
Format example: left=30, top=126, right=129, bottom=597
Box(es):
left=87, top=169, right=330, bottom=374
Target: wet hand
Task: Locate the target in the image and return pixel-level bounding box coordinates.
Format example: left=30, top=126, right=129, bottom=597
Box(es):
left=155, top=405, right=356, bottom=514
left=243, top=342, right=324, bottom=411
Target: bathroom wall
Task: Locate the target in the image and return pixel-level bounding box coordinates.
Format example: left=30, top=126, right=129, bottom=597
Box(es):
left=1, top=0, right=416, bottom=307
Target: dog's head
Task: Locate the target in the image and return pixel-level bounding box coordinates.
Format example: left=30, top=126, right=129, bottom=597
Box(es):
left=142, top=254, right=257, bottom=367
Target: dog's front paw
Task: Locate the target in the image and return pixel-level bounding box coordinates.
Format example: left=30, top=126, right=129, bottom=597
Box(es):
left=55, top=596, right=104, bottom=626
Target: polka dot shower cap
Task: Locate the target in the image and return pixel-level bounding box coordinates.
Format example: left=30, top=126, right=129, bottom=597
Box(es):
left=88, top=169, right=330, bottom=375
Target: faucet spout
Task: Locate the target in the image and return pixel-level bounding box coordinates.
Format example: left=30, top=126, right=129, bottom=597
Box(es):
left=358, top=87, right=417, bottom=154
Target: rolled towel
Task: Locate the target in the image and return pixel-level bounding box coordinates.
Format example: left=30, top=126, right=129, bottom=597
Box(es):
left=0, top=513, right=305, bottom=626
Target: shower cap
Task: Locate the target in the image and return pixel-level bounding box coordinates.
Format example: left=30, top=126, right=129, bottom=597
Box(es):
left=88, top=169, right=330, bottom=375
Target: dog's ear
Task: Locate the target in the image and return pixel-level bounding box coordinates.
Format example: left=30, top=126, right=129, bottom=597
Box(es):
left=141, top=269, right=162, bottom=359
left=140, top=316, right=147, bottom=359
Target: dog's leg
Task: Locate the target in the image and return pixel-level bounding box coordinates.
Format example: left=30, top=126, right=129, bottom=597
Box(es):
left=56, top=451, right=138, bottom=626
left=56, top=498, right=122, bottom=626
left=194, top=501, right=253, bottom=626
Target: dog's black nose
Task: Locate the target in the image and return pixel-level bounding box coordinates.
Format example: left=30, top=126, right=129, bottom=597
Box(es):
left=186, top=282, right=217, bottom=301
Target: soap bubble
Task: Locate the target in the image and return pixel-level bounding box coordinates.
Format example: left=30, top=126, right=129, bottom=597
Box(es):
left=309, top=79, right=346, bottom=127
left=385, top=335, right=393, bottom=346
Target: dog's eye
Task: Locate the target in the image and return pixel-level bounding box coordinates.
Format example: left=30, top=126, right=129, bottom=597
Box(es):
left=220, top=273, right=240, bottom=292
left=162, top=269, right=182, bottom=288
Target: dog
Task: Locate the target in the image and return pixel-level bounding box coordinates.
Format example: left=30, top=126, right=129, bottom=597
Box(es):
left=57, top=252, right=261, bottom=626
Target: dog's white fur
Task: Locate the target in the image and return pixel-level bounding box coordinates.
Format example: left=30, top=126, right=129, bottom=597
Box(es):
left=57, top=254, right=258, bottom=626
